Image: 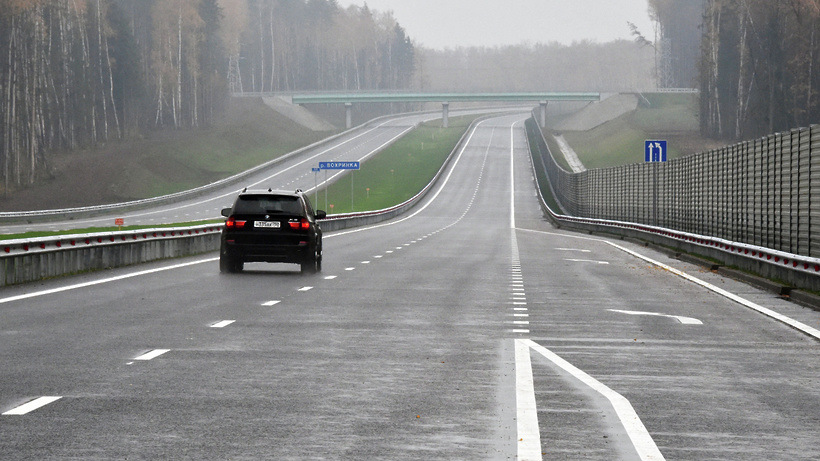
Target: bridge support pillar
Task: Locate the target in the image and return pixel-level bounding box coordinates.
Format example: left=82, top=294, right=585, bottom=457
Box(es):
left=345, top=102, right=353, bottom=129
left=442, top=102, right=450, bottom=128
left=540, top=101, right=548, bottom=128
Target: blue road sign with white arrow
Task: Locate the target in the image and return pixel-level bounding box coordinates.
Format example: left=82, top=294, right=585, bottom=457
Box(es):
left=645, top=140, right=667, bottom=162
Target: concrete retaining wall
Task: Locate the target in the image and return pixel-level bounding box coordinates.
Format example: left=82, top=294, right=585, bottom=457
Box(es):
left=0, top=226, right=222, bottom=287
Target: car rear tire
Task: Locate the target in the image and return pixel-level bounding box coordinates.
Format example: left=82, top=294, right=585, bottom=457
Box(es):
left=300, top=249, right=321, bottom=274
left=220, top=251, right=243, bottom=273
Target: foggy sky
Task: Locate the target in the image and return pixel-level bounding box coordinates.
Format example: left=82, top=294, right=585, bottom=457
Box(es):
left=336, top=0, right=655, bottom=49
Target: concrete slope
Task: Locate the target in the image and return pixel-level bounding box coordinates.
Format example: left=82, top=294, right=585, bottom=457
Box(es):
left=554, top=93, right=638, bottom=132
left=263, top=96, right=336, bottom=131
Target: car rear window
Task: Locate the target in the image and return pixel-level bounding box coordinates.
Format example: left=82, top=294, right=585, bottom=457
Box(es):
left=233, top=195, right=303, bottom=215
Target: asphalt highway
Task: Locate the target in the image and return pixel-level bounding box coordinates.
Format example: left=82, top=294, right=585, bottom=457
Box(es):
left=1, top=113, right=818, bottom=460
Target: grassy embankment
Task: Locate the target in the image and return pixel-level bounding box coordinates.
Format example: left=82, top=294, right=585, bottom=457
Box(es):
left=532, top=92, right=717, bottom=211
left=2, top=114, right=478, bottom=240
left=561, top=92, right=701, bottom=168
left=314, top=115, right=477, bottom=214
left=112, top=99, right=335, bottom=199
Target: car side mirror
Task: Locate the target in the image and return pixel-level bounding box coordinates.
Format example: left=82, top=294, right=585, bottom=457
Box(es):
left=221, top=207, right=232, bottom=217
left=315, top=210, right=326, bottom=219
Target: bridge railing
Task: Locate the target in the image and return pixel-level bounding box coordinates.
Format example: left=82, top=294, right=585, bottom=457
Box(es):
left=525, top=116, right=820, bottom=290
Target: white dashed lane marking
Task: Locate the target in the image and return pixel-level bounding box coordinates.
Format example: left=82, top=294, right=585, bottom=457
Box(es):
left=134, top=349, right=170, bottom=361
left=210, top=320, right=236, bottom=328
left=3, top=396, right=62, bottom=416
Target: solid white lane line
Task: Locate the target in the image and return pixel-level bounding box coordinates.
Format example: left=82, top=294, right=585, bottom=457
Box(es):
left=604, top=241, right=820, bottom=340
left=514, top=339, right=542, bottom=460
left=0, top=257, right=218, bottom=305
left=3, top=396, right=62, bottom=415
left=134, top=349, right=170, bottom=361
left=210, top=320, right=236, bottom=328
left=326, top=118, right=505, bottom=240
left=524, top=339, right=665, bottom=461
left=608, top=309, right=703, bottom=325
left=262, top=300, right=281, bottom=306
left=519, top=227, right=820, bottom=341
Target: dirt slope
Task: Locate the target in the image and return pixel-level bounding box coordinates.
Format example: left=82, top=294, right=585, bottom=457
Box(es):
left=0, top=98, right=333, bottom=212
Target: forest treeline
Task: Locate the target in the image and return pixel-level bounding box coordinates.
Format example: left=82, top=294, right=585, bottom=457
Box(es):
left=651, top=0, right=820, bottom=140
left=0, top=0, right=414, bottom=193
left=6, top=0, right=818, bottom=195
left=699, top=0, right=820, bottom=139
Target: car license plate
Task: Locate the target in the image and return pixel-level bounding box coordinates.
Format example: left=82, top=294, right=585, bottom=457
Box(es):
left=254, top=221, right=280, bottom=229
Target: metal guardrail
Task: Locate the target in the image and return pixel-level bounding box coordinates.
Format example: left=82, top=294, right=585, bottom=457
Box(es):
left=525, top=116, right=820, bottom=291
left=0, top=115, right=389, bottom=223
left=0, top=113, right=488, bottom=286
left=0, top=131, right=344, bottom=223
left=1, top=225, right=222, bottom=257
left=0, top=224, right=223, bottom=287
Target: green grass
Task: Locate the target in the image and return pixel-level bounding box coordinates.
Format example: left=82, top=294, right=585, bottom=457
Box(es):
left=112, top=98, right=334, bottom=199
left=562, top=93, right=699, bottom=168
left=0, top=220, right=223, bottom=241
left=564, top=117, right=651, bottom=168
left=316, top=116, right=478, bottom=214
left=6, top=114, right=477, bottom=237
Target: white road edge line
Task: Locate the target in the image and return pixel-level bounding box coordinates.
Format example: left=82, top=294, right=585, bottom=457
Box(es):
left=517, top=228, right=820, bottom=342
left=0, top=257, right=219, bottom=305
left=326, top=118, right=506, bottom=239
left=523, top=339, right=666, bottom=461
left=514, top=339, right=542, bottom=460
left=604, top=241, right=820, bottom=340
left=3, top=396, right=62, bottom=416
left=608, top=309, right=703, bottom=325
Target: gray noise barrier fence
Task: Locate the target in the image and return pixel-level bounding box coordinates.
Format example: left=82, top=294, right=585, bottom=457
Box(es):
left=525, top=116, right=820, bottom=292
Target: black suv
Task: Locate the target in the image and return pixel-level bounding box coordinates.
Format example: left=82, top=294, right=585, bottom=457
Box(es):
left=219, top=189, right=326, bottom=273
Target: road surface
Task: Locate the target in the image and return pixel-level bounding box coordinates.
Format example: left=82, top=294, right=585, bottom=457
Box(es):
left=1, top=113, right=818, bottom=460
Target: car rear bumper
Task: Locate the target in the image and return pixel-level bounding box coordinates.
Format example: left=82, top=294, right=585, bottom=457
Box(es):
left=222, top=241, right=314, bottom=263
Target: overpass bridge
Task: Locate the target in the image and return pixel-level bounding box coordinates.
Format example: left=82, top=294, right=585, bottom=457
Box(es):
left=235, top=91, right=600, bottom=128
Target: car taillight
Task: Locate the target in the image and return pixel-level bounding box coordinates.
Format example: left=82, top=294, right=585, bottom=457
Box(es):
left=288, top=218, right=310, bottom=229
left=226, top=217, right=246, bottom=229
